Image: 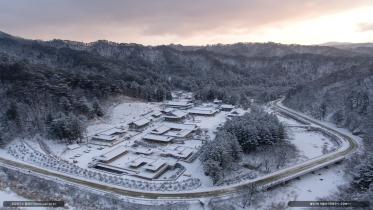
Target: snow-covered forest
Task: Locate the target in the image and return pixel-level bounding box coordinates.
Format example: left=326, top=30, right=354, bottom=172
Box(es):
left=1, top=31, right=373, bottom=146
left=200, top=107, right=286, bottom=184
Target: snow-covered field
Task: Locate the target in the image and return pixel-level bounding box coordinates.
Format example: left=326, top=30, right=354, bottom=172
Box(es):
left=289, top=128, right=336, bottom=159
left=253, top=158, right=349, bottom=210
left=277, top=113, right=339, bottom=160
left=288, top=163, right=348, bottom=200
left=86, top=101, right=161, bottom=137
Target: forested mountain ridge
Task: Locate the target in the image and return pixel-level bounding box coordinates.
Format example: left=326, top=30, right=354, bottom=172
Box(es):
left=2, top=31, right=371, bottom=103
left=284, top=62, right=373, bottom=136
left=0, top=31, right=372, bottom=145
left=169, top=42, right=373, bottom=58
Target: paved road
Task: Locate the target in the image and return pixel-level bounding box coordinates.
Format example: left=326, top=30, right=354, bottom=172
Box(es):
left=0, top=99, right=359, bottom=201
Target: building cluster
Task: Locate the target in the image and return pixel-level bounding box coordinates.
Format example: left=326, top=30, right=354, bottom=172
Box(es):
left=144, top=122, right=196, bottom=143
left=93, top=148, right=177, bottom=180
left=8, top=143, right=201, bottom=192
left=87, top=91, right=237, bottom=181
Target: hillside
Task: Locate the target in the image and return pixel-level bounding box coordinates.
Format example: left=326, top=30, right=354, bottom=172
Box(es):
left=284, top=64, right=373, bottom=137
left=0, top=31, right=372, bottom=145
left=283, top=42, right=373, bottom=202
left=170, top=42, right=373, bottom=58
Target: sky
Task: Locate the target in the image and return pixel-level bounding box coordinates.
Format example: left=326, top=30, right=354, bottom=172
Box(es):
left=1, top=0, right=373, bottom=45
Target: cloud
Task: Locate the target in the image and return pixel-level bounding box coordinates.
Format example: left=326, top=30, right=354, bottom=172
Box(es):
left=0, top=0, right=372, bottom=44
left=359, top=23, right=373, bottom=31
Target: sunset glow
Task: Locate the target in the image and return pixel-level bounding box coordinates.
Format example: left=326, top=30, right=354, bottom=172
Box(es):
left=1, top=0, right=372, bottom=45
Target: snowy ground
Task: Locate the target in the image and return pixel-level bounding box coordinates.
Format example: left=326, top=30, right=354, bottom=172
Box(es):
left=288, top=163, right=348, bottom=201
left=277, top=113, right=339, bottom=160
left=186, top=110, right=227, bottom=138
left=86, top=101, right=162, bottom=137
left=210, top=161, right=349, bottom=210
left=252, top=101, right=357, bottom=210
left=249, top=162, right=349, bottom=210
left=0, top=188, right=47, bottom=210
left=288, top=128, right=337, bottom=160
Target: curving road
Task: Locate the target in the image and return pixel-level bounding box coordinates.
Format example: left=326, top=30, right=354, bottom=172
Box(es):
left=0, top=99, right=359, bottom=201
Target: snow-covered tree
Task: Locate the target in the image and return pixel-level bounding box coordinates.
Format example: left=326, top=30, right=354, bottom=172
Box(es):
left=223, top=106, right=285, bottom=152
left=200, top=131, right=241, bottom=183
left=48, top=112, right=84, bottom=143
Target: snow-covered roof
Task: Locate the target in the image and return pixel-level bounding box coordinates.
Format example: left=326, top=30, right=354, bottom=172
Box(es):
left=129, top=157, right=154, bottom=167
left=131, top=147, right=154, bottom=155
left=96, top=146, right=128, bottom=162
left=100, top=128, right=126, bottom=136
left=161, top=146, right=194, bottom=159
left=165, top=101, right=192, bottom=106
left=164, top=129, right=193, bottom=138
left=143, top=159, right=168, bottom=171
left=150, top=125, right=171, bottom=135
left=129, top=118, right=150, bottom=127
left=188, top=108, right=218, bottom=115
left=193, top=106, right=215, bottom=111
left=164, top=110, right=188, bottom=119
left=163, top=122, right=196, bottom=131
left=221, top=104, right=234, bottom=109
left=151, top=111, right=162, bottom=117
left=133, top=160, right=176, bottom=179
left=150, top=123, right=195, bottom=137
left=162, top=108, right=175, bottom=113
left=92, top=134, right=117, bottom=141
left=213, top=99, right=222, bottom=103
left=143, top=134, right=174, bottom=142
left=173, top=110, right=188, bottom=118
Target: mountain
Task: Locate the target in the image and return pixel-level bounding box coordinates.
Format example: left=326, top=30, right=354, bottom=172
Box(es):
left=284, top=42, right=373, bottom=136
left=0, top=31, right=372, bottom=145
left=322, top=41, right=373, bottom=48
left=284, top=63, right=373, bottom=136
left=321, top=42, right=373, bottom=56
left=169, top=42, right=373, bottom=58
